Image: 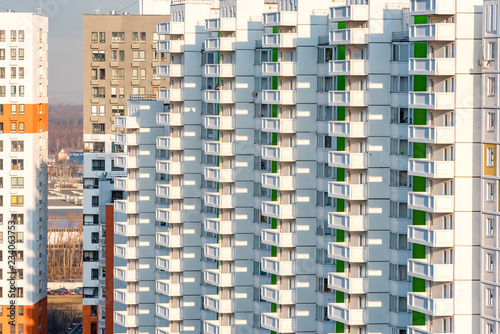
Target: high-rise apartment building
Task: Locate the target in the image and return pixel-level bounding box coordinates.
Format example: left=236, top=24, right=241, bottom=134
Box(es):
left=82, top=13, right=169, bottom=334
left=0, top=11, right=48, bottom=334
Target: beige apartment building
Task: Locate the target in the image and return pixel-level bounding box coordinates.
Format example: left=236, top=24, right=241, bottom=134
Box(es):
left=82, top=13, right=169, bottom=334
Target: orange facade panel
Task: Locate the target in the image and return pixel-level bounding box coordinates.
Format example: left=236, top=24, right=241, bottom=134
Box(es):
left=82, top=305, right=98, bottom=334
left=0, top=103, right=48, bottom=134
left=0, top=297, right=47, bottom=334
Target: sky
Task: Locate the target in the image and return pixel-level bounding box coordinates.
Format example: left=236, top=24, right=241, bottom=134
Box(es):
left=0, top=0, right=140, bottom=104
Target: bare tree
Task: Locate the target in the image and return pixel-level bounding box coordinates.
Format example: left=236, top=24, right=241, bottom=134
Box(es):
left=47, top=306, right=82, bottom=334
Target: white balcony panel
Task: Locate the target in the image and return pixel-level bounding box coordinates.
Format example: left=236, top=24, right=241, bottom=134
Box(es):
left=261, top=257, right=295, bottom=276
left=409, top=58, right=455, bottom=76
left=114, top=289, right=138, bottom=305
left=204, top=244, right=234, bottom=261
left=156, top=112, right=183, bottom=126
left=203, top=141, right=235, bottom=156
left=115, top=116, right=139, bottom=129
left=328, top=242, right=367, bottom=263
left=204, top=167, right=235, bottom=183
left=409, top=92, right=455, bottom=110
left=156, top=208, right=182, bottom=224
left=203, top=90, right=235, bottom=104
left=113, top=155, right=139, bottom=169
left=261, top=173, right=295, bottom=191
left=329, top=28, right=369, bottom=45
left=204, top=64, right=235, bottom=78
left=261, top=313, right=295, bottom=333
left=157, top=89, right=183, bottom=102
left=205, top=17, right=236, bottom=32
left=157, top=22, right=184, bottom=35
left=328, top=182, right=368, bottom=201
left=157, top=64, right=183, bottom=77
left=114, top=200, right=139, bottom=214
left=328, top=91, right=367, bottom=107
left=114, top=245, right=138, bottom=260
left=261, top=90, right=296, bottom=105
left=409, top=126, right=455, bottom=144
left=261, top=201, right=295, bottom=220
left=156, top=160, right=183, bottom=175
left=261, top=118, right=296, bottom=133
left=328, top=59, right=368, bottom=76
left=114, top=178, right=139, bottom=192
left=261, top=285, right=295, bottom=305
left=407, top=292, right=454, bottom=316
left=204, top=269, right=234, bottom=287
left=114, top=311, right=138, bottom=328
left=205, top=37, right=236, bottom=52
left=408, top=193, right=454, bottom=213
left=156, top=304, right=183, bottom=321
left=262, top=62, right=296, bottom=77
left=328, top=212, right=367, bottom=232
left=262, top=33, right=297, bottom=48
left=156, top=232, right=183, bottom=248
left=261, top=229, right=295, bottom=248
left=263, top=11, right=297, bottom=26
left=203, top=218, right=235, bottom=235
left=327, top=303, right=367, bottom=325
left=204, top=295, right=235, bottom=314
left=261, top=145, right=295, bottom=162
left=408, top=259, right=454, bottom=282
left=156, top=256, right=183, bottom=272
left=157, top=136, right=183, bottom=151
left=114, top=222, right=137, bottom=237
left=157, top=40, right=184, bottom=53
left=157, top=22, right=169, bottom=35
left=410, top=23, right=455, bottom=41
left=410, top=0, right=455, bottom=15
left=204, top=192, right=235, bottom=209
left=330, top=4, right=369, bottom=22
left=408, top=225, right=454, bottom=248
left=114, top=267, right=138, bottom=282
left=407, top=326, right=450, bottom=334
left=156, top=280, right=183, bottom=297
left=409, top=159, right=454, bottom=179
left=203, top=115, right=235, bottom=130
left=156, top=184, right=183, bottom=199
left=328, top=152, right=367, bottom=169
left=328, top=272, right=367, bottom=294
left=203, top=320, right=233, bottom=334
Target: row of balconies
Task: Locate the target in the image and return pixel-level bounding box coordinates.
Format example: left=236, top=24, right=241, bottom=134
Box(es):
left=330, top=3, right=369, bottom=22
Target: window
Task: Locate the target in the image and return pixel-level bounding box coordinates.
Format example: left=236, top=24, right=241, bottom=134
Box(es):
left=112, top=68, right=125, bottom=79
left=111, top=32, right=125, bottom=43
left=18, top=324, right=23, bottom=334
left=10, top=30, right=16, bottom=42
left=90, top=305, right=98, bottom=317
left=11, top=214, right=23, bottom=225
left=11, top=196, right=23, bottom=207
left=119, top=50, right=125, bottom=61
left=91, top=105, right=98, bottom=116
left=92, top=160, right=105, bottom=171
left=10, top=105, right=16, bottom=115
left=487, top=323, right=494, bottom=334
left=0, top=49, right=4, bottom=60
left=18, top=67, right=23, bottom=79
left=10, top=49, right=16, bottom=60
left=0, top=68, right=4, bottom=79
left=18, top=31, right=24, bottom=43
left=92, top=123, right=105, bottom=134
left=91, top=87, right=105, bottom=98
left=488, top=253, right=495, bottom=271
left=92, top=196, right=99, bottom=207
left=91, top=268, right=99, bottom=279
left=11, top=141, right=23, bottom=152
left=18, top=123, right=23, bottom=133
left=91, top=69, right=98, bottom=80
left=99, top=69, right=105, bottom=80
left=92, top=51, right=105, bottom=61
left=140, top=32, right=146, bottom=42
left=91, top=32, right=98, bottom=43
left=487, top=287, right=495, bottom=307
left=99, top=32, right=105, bottom=43
left=111, top=160, right=124, bottom=171
left=0, top=86, right=4, bottom=97
left=83, top=251, right=99, bottom=262
left=132, top=50, right=146, bottom=61
left=132, top=32, right=139, bottom=43
left=18, top=105, right=23, bottom=115
left=0, top=30, right=4, bottom=42
left=11, top=177, right=23, bottom=188
left=18, top=86, right=23, bottom=97
left=488, top=182, right=495, bottom=201
left=91, top=232, right=99, bottom=243
left=18, top=49, right=24, bottom=60
left=132, top=68, right=138, bottom=80
left=488, top=112, right=496, bottom=131
left=488, top=217, right=495, bottom=236
left=10, top=123, right=15, bottom=133
left=10, top=67, right=16, bottom=79
left=11, top=159, right=23, bottom=170
left=10, top=86, right=16, bottom=97
left=489, top=77, right=496, bottom=96
left=140, top=68, right=146, bottom=80
left=99, top=106, right=105, bottom=116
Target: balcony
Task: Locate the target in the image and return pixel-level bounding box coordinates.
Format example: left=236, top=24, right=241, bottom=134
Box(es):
left=409, top=159, right=454, bottom=179
left=114, top=289, right=138, bottom=305
left=114, top=311, right=138, bottom=328
left=114, top=222, right=137, bottom=237
left=204, top=244, right=234, bottom=261
left=156, top=304, right=183, bottom=321
left=328, top=212, right=367, bottom=232
left=261, top=118, right=296, bottom=133
left=328, top=60, right=368, bottom=76
left=327, top=303, right=366, bottom=326
left=157, top=22, right=184, bottom=35
left=261, top=229, right=295, bottom=248
left=262, top=62, right=296, bottom=77
left=410, top=0, right=455, bottom=15
left=328, top=91, right=368, bottom=107
left=156, top=160, right=183, bottom=175
left=407, top=292, right=453, bottom=316
left=157, top=112, right=184, bottom=126
left=114, top=200, right=139, bottom=214
left=408, top=193, right=454, bottom=213
left=203, top=320, right=233, bottom=334
left=157, top=136, right=183, bottom=151
left=205, top=17, right=236, bottom=32
left=204, top=167, right=235, bottom=183
left=156, top=232, right=183, bottom=248
left=409, top=58, right=455, bottom=76
left=114, top=266, right=138, bottom=282
left=114, top=178, right=139, bottom=192
left=203, top=115, right=235, bottom=130
left=114, top=245, right=138, bottom=260
left=328, top=182, right=368, bottom=201
left=263, top=11, right=297, bottom=26
left=157, top=40, right=184, bottom=53
left=204, top=269, right=234, bottom=287
left=409, top=126, right=455, bottom=145
left=328, top=152, right=367, bottom=169
left=328, top=242, right=367, bottom=263
left=156, top=208, right=182, bottom=224
left=204, top=37, right=236, bottom=52
left=115, top=116, right=139, bottom=129
left=114, top=155, right=139, bottom=169
left=407, top=326, right=451, bottom=334
left=328, top=272, right=367, bottom=294
left=203, top=141, right=235, bottom=156
left=204, top=295, right=235, bottom=314
left=203, top=218, right=234, bottom=235
left=329, top=28, right=369, bottom=45
left=156, top=279, right=183, bottom=297
left=261, top=201, right=295, bottom=220
left=156, top=184, right=183, bottom=200
left=157, top=89, right=183, bottom=103
left=203, top=90, right=235, bottom=104
left=115, top=133, right=138, bottom=146
left=261, top=173, right=295, bottom=191
left=408, top=225, right=454, bottom=248
left=409, top=92, right=455, bottom=110
left=261, top=313, right=295, bottom=333
left=410, top=23, right=455, bottom=41
left=204, top=192, right=234, bottom=209
left=330, top=4, right=369, bottom=22
left=157, top=64, right=183, bottom=77
left=407, top=258, right=454, bottom=282
left=156, top=256, right=182, bottom=272
left=262, top=33, right=297, bottom=48
left=261, top=257, right=295, bottom=276
left=261, top=90, right=296, bottom=105
left=204, top=64, right=235, bottom=78
left=261, top=145, right=295, bottom=162
left=261, top=285, right=295, bottom=305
